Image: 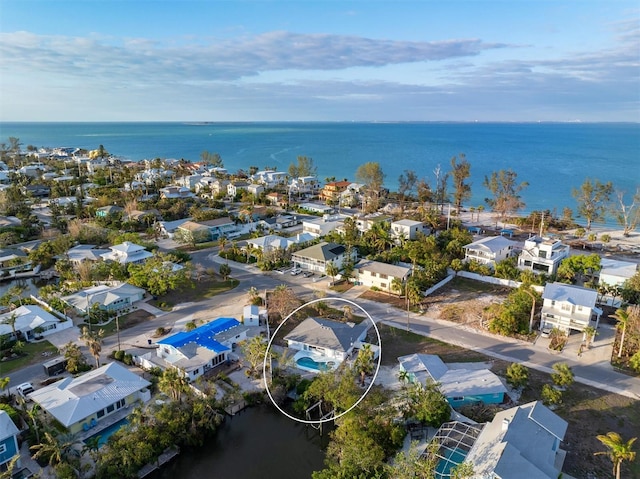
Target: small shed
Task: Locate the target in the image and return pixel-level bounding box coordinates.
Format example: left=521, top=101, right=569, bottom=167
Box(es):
left=243, top=305, right=260, bottom=326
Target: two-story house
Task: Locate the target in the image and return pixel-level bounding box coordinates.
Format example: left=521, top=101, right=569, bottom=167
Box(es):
left=355, top=260, right=411, bottom=293
left=391, top=219, right=431, bottom=242
left=540, top=282, right=602, bottom=334
left=227, top=181, right=250, bottom=198
left=101, top=241, right=153, bottom=265
left=0, top=411, right=20, bottom=472
left=291, top=242, right=357, bottom=274
left=518, top=236, right=570, bottom=275
left=463, top=236, right=517, bottom=268
left=319, top=180, right=351, bottom=204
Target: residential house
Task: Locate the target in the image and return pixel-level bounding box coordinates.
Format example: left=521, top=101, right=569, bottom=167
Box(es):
left=299, top=202, right=334, bottom=215
left=464, top=401, right=568, bottom=479
left=246, top=234, right=294, bottom=254
left=518, top=236, right=570, bottom=275
left=0, top=410, right=20, bottom=471
left=101, top=241, right=153, bottom=265
left=0, top=248, right=31, bottom=272
left=302, top=214, right=346, bottom=238
left=29, top=362, right=151, bottom=435
left=157, top=218, right=192, bottom=238
left=540, top=282, right=602, bottom=333
left=284, top=317, right=370, bottom=367
left=463, top=236, right=517, bottom=268
left=176, top=221, right=213, bottom=244
left=143, top=318, right=248, bottom=381
left=258, top=214, right=297, bottom=231
left=124, top=209, right=162, bottom=224
left=95, top=205, right=124, bottom=218
left=159, top=185, right=195, bottom=199
left=62, top=283, right=146, bottom=314
left=355, top=214, right=392, bottom=233
left=227, top=181, right=250, bottom=198
left=339, top=183, right=364, bottom=208
left=210, top=178, right=230, bottom=196
left=21, top=184, right=50, bottom=198
left=355, top=260, right=411, bottom=293
left=176, top=174, right=203, bottom=190
left=247, top=183, right=265, bottom=197
left=58, top=244, right=109, bottom=264
left=291, top=241, right=357, bottom=274
left=0, top=305, right=72, bottom=342
left=391, top=219, right=430, bottom=242
left=199, top=217, right=237, bottom=239
left=266, top=192, right=289, bottom=208
left=319, top=180, right=351, bottom=204
left=288, top=176, right=319, bottom=196
left=251, top=170, right=288, bottom=187
left=86, top=159, right=109, bottom=174
left=598, top=258, right=638, bottom=289
left=398, top=354, right=506, bottom=408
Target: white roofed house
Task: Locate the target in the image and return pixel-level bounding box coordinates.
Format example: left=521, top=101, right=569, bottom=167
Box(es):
left=597, top=258, right=638, bottom=306
left=464, top=401, right=568, bottom=479
left=463, top=236, right=517, bottom=269
left=518, top=236, right=570, bottom=275
left=355, top=260, right=411, bottom=293
left=540, top=282, right=602, bottom=334
left=159, top=185, right=195, bottom=199
left=391, top=219, right=430, bottom=242
left=0, top=305, right=73, bottom=342
left=62, top=283, right=146, bottom=315
left=100, top=241, right=153, bottom=265
left=227, top=181, right=250, bottom=197
left=29, top=362, right=151, bottom=435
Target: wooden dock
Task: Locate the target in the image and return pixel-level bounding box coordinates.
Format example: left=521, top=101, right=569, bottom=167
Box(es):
left=138, top=446, right=180, bottom=478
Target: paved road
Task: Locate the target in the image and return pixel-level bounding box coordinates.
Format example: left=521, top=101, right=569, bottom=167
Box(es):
left=8, top=251, right=640, bottom=402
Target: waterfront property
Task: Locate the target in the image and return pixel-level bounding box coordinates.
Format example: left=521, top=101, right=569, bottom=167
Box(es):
left=28, top=362, right=151, bottom=435
left=291, top=241, right=357, bottom=275
left=398, top=354, right=506, bottom=407
left=284, top=317, right=370, bottom=369
left=354, top=259, right=411, bottom=293
left=391, top=219, right=430, bottom=242
left=0, top=304, right=73, bottom=342
left=463, top=236, right=517, bottom=269
left=431, top=421, right=484, bottom=479
left=0, top=410, right=20, bottom=471
left=140, top=318, right=248, bottom=381
left=464, top=401, right=568, bottom=479
left=598, top=258, right=638, bottom=306
left=58, top=244, right=109, bottom=264
left=62, top=282, right=146, bottom=314
left=540, top=282, right=602, bottom=334
left=517, top=236, right=570, bottom=275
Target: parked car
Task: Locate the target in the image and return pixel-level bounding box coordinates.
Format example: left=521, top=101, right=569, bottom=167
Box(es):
left=290, top=268, right=302, bottom=276
left=540, top=327, right=552, bottom=338
left=16, top=382, right=35, bottom=399
left=303, top=271, right=314, bottom=278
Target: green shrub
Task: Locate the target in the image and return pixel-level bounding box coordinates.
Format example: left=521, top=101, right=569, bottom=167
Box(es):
left=114, top=350, right=125, bottom=361
left=123, top=354, right=133, bottom=365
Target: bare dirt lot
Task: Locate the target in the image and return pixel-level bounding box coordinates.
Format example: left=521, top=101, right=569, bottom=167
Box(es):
left=366, top=279, right=639, bottom=479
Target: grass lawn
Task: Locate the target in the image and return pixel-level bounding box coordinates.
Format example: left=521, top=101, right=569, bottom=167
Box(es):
left=0, top=340, right=59, bottom=375
left=82, top=310, right=156, bottom=337
left=150, top=277, right=239, bottom=308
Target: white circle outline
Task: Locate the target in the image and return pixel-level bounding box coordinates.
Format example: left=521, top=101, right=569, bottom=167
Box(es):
left=262, top=297, right=382, bottom=425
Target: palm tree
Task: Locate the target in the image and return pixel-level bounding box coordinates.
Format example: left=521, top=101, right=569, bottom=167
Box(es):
left=612, top=307, right=631, bottom=359
left=343, top=305, right=353, bottom=321
left=354, top=344, right=375, bottom=387
left=158, top=367, right=190, bottom=403
left=31, top=431, right=80, bottom=467
left=594, top=432, right=637, bottom=479
left=397, top=369, right=410, bottom=386
left=80, top=326, right=104, bottom=368
left=391, top=277, right=404, bottom=297
left=8, top=284, right=26, bottom=307
left=326, top=261, right=339, bottom=285
left=218, top=236, right=228, bottom=262
left=1, top=313, right=19, bottom=340
left=583, top=326, right=597, bottom=349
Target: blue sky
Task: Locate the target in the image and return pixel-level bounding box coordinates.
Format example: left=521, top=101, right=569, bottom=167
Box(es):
left=0, top=0, right=638, bottom=122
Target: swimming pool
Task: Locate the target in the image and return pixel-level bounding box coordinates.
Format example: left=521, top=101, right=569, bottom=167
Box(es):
left=84, top=418, right=130, bottom=448
left=295, top=355, right=337, bottom=372
left=435, top=447, right=468, bottom=478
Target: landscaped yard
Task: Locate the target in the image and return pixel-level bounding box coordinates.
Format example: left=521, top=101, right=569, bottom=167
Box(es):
left=375, top=323, right=640, bottom=479
left=0, top=340, right=59, bottom=375
left=88, top=310, right=156, bottom=336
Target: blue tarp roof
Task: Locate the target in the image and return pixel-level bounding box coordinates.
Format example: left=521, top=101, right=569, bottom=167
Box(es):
left=157, top=317, right=240, bottom=353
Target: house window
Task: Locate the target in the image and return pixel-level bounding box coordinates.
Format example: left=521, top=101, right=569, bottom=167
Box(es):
left=0, top=444, right=6, bottom=454
left=379, top=274, right=388, bottom=279
left=97, top=409, right=105, bottom=418
left=106, top=404, right=115, bottom=413
left=380, top=283, right=387, bottom=289
left=452, top=397, right=464, bottom=401
left=561, top=303, right=571, bottom=312
left=193, top=369, right=199, bottom=375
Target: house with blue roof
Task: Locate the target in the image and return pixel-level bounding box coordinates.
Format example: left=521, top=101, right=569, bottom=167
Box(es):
left=144, top=318, right=248, bottom=381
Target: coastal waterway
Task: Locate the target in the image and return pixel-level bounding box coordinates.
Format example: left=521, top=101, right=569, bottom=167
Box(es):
left=152, top=405, right=327, bottom=479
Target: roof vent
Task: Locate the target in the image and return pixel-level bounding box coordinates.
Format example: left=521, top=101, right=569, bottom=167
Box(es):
left=502, top=418, right=510, bottom=431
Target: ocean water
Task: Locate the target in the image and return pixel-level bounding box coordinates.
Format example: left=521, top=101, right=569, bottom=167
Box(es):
left=1, top=122, right=638, bottom=224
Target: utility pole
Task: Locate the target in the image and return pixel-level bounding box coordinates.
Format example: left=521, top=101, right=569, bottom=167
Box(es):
left=539, top=212, right=545, bottom=237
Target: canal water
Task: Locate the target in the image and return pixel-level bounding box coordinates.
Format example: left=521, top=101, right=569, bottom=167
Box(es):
left=153, top=405, right=328, bottom=479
